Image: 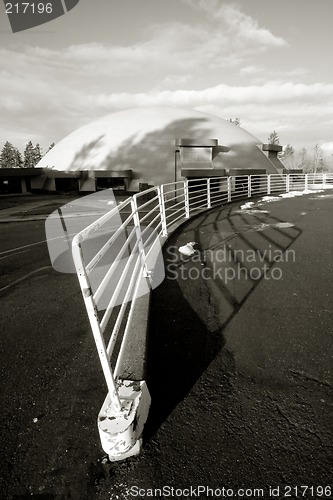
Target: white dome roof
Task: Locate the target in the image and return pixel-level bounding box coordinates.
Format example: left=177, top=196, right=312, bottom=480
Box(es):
left=38, top=107, right=277, bottom=187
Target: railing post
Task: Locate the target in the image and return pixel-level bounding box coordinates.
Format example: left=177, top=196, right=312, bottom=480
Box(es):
left=286, top=174, right=290, bottom=193
left=323, top=173, right=327, bottom=187
left=72, top=235, right=122, bottom=413
left=157, top=186, right=168, bottom=237
left=228, top=176, right=232, bottom=202
left=131, top=196, right=151, bottom=280
left=305, top=173, right=308, bottom=190
left=207, top=178, right=211, bottom=209
left=267, top=174, right=271, bottom=195
left=248, top=175, right=252, bottom=198
left=184, top=179, right=190, bottom=218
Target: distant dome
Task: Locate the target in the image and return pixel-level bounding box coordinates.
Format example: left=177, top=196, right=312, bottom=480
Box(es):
left=38, top=107, right=277, bottom=190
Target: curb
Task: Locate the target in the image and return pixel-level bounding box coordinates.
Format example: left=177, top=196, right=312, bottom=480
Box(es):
left=0, top=212, right=112, bottom=223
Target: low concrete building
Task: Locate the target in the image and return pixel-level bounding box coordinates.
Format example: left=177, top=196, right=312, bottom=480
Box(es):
left=0, top=167, right=42, bottom=194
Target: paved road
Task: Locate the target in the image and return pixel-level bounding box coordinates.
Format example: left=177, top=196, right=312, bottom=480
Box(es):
left=0, top=196, right=107, bottom=499
left=0, top=192, right=332, bottom=499
left=139, top=191, right=333, bottom=499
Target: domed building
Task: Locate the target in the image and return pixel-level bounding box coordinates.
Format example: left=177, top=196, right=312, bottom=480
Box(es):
left=33, top=107, right=283, bottom=193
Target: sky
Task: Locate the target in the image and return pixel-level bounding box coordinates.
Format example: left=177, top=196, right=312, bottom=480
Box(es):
left=0, top=0, right=333, bottom=155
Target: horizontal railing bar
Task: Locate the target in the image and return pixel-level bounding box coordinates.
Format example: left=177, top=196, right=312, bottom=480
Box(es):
left=189, top=192, right=208, bottom=200
left=140, top=213, right=162, bottom=236
left=86, top=212, right=136, bottom=274
left=134, top=186, right=160, bottom=198
left=210, top=192, right=228, bottom=199
left=106, top=253, right=143, bottom=358
left=189, top=194, right=208, bottom=203
left=135, top=195, right=160, bottom=211
left=141, top=224, right=161, bottom=251
left=165, top=212, right=187, bottom=227
left=139, top=208, right=160, bottom=225
left=164, top=196, right=185, bottom=204
left=100, top=239, right=142, bottom=334
left=189, top=199, right=208, bottom=208
left=113, top=263, right=146, bottom=379
left=165, top=208, right=186, bottom=220
left=161, top=181, right=185, bottom=188
left=75, top=197, right=133, bottom=243
left=93, top=226, right=138, bottom=306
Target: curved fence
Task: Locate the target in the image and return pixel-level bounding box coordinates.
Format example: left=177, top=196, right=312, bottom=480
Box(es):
left=71, top=172, right=333, bottom=460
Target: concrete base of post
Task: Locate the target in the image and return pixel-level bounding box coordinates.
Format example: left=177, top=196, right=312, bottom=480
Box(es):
left=98, top=380, right=151, bottom=462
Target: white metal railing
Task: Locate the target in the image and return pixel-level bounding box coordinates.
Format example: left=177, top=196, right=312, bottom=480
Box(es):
left=71, top=172, right=333, bottom=459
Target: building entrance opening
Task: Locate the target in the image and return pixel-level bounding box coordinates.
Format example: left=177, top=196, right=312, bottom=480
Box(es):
left=55, top=178, right=79, bottom=193
left=96, top=177, right=126, bottom=191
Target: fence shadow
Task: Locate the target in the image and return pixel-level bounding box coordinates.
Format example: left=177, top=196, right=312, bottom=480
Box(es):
left=145, top=240, right=227, bottom=439
left=144, top=200, right=302, bottom=438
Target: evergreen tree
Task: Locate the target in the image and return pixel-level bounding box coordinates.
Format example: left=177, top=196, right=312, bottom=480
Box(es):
left=33, top=143, right=42, bottom=166
left=280, top=144, right=296, bottom=169
left=282, top=144, right=294, bottom=157
left=46, top=142, right=55, bottom=153
left=24, top=141, right=35, bottom=168
left=14, top=148, right=23, bottom=168
left=267, top=130, right=280, bottom=145
left=0, top=141, right=17, bottom=168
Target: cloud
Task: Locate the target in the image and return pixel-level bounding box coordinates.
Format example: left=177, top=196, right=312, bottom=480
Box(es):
left=82, top=83, right=333, bottom=150
left=2, top=66, right=332, bottom=149
left=90, top=82, right=333, bottom=110
left=159, top=74, right=193, bottom=88
left=239, top=65, right=309, bottom=83
left=182, top=0, right=287, bottom=48
left=0, top=3, right=325, bottom=150
left=220, top=4, right=287, bottom=47
left=239, top=65, right=263, bottom=76
left=0, top=2, right=287, bottom=87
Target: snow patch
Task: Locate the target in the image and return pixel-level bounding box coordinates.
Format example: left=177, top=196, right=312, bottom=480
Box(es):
left=240, top=201, right=255, bottom=210
left=259, top=196, right=280, bottom=204
left=178, top=242, right=197, bottom=256
left=280, top=191, right=304, bottom=198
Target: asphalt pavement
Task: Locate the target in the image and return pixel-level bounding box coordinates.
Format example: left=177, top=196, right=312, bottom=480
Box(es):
left=0, top=192, right=332, bottom=499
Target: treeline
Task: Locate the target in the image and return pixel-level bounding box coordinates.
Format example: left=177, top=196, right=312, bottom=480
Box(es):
left=227, top=123, right=332, bottom=173
left=267, top=130, right=332, bottom=173
left=1, top=131, right=332, bottom=173
left=279, top=144, right=332, bottom=173
left=0, top=141, right=55, bottom=169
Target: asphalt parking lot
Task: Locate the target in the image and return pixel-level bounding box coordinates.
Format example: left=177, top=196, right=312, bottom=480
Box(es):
left=0, top=191, right=332, bottom=499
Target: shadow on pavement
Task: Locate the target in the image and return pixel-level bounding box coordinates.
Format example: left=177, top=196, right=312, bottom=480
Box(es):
left=145, top=258, right=227, bottom=439
left=145, top=201, right=303, bottom=437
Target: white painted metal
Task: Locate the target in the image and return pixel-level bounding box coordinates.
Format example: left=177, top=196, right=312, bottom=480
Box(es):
left=207, top=178, right=211, bottom=209
left=72, top=233, right=123, bottom=413
left=71, top=172, right=333, bottom=461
